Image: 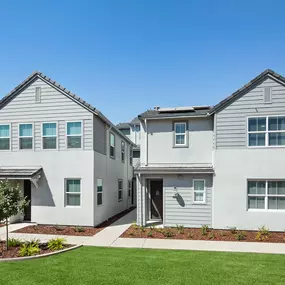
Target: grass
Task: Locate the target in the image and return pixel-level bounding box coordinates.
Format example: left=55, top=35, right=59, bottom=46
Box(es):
left=1, top=246, right=285, bottom=284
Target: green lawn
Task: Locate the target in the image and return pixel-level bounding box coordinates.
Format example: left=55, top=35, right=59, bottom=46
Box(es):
left=1, top=246, right=285, bottom=285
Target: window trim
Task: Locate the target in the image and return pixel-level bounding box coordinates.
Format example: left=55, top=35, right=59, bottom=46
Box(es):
left=247, top=179, right=285, bottom=211
left=121, top=140, right=125, bottom=163
left=41, top=122, right=58, bottom=150
left=66, top=121, right=83, bottom=150
left=18, top=123, right=34, bottom=151
left=247, top=115, right=285, bottom=148
left=96, top=178, right=103, bottom=206
left=193, top=179, right=206, bottom=204
left=173, top=121, right=188, bottom=148
left=118, top=179, right=123, bottom=202
left=110, top=132, right=115, bottom=159
left=65, top=178, right=82, bottom=207
left=0, top=123, right=11, bottom=151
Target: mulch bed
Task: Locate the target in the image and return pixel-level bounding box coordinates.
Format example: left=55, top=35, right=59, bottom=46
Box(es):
left=13, top=206, right=136, bottom=237
left=0, top=241, right=72, bottom=259
left=121, top=226, right=285, bottom=243
left=0, top=224, right=4, bottom=228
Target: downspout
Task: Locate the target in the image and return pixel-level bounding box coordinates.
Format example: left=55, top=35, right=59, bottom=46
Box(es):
left=144, top=119, right=148, bottom=166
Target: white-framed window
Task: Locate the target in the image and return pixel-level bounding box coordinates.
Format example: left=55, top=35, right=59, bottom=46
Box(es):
left=97, top=178, right=103, bottom=206
left=118, top=179, right=123, bottom=201
left=248, top=116, right=285, bottom=147
left=193, top=179, right=206, bottom=203
left=42, top=122, right=57, bottom=149
left=110, top=132, right=115, bottom=158
left=65, top=179, right=81, bottom=206
left=35, top=87, right=41, bottom=103
left=174, top=122, right=186, bottom=146
left=19, top=123, right=33, bottom=150
left=66, top=121, right=82, bottom=149
left=248, top=180, right=285, bottom=210
left=0, top=124, right=10, bottom=150
left=121, top=141, right=125, bottom=163
left=128, top=180, right=132, bottom=198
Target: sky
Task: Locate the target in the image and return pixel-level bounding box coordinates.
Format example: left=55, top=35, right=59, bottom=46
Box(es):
left=1, top=0, right=285, bottom=124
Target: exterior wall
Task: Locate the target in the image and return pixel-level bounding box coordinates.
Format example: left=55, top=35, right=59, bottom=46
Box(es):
left=140, top=118, right=213, bottom=166
left=130, top=125, right=141, bottom=146
left=93, top=115, right=106, bottom=155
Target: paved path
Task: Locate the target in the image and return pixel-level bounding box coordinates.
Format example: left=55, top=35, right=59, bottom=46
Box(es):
left=3, top=211, right=285, bottom=254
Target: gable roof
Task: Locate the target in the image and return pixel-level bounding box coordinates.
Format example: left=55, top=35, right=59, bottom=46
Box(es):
left=0, top=71, right=134, bottom=146
left=117, top=122, right=131, bottom=129
left=209, top=69, right=285, bottom=115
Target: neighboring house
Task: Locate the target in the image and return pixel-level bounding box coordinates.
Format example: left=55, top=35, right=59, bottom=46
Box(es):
left=0, top=71, right=135, bottom=226
left=117, top=117, right=141, bottom=167
left=135, top=69, right=285, bottom=231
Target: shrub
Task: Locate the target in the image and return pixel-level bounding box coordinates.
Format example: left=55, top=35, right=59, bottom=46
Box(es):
left=73, top=226, right=85, bottom=233
left=176, top=225, right=185, bottom=234
left=147, top=231, right=153, bottom=237
left=201, top=225, right=209, bottom=236
left=256, top=226, right=270, bottom=241
left=162, top=229, right=174, bottom=238
left=48, top=238, right=66, bottom=251
left=19, top=243, right=40, bottom=257
left=8, top=238, right=22, bottom=247
left=54, top=224, right=64, bottom=231
left=208, top=233, right=215, bottom=240
left=235, top=231, right=246, bottom=241
left=228, top=227, right=237, bottom=234
left=187, top=232, right=194, bottom=239
left=25, top=238, right=40, bottom=247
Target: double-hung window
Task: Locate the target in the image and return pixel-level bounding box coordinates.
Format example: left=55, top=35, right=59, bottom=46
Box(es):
left=110, top=133, right=115, bottom=158
left=121, top=141, right=125, bottom=163
left=19, top=124, right=33, bottom=150
left=174, top=122, right=186, bottom=146
left=128, top=180, right=132, bottom=198
left=42, top=123, right=57, bottom=149
left=118, top=179, right=123, bottom=201
left=248, top=116, right=285, bottom=147
left=97, top=179, right=103, bottom=206
left=193, top=180, right=206, bottom=203
left=67, top=122, right=82, bottom=149
left=65, top=179, right=81, bottom=206
left=0, top=125, right=10, bottom=150
left=248, top=180, right=285, bottom=210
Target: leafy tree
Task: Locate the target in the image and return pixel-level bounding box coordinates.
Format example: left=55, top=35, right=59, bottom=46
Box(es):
left=0, top=180, right=28, bottom=250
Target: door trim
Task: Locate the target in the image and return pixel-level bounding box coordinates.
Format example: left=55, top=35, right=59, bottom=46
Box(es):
left=149, top=179, right=163, bottom=221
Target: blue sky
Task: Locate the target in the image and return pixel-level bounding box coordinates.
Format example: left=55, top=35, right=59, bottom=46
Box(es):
left=0, top=0, right=285, bottom=124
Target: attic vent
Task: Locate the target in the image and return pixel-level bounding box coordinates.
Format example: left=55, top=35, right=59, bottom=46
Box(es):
left=264, top=87, right=272, bottom=103
left=35, top=87, right=41, bottom=103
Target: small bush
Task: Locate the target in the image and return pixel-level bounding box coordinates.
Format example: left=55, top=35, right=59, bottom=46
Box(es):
left=54, top=224, right=64, bottom=231
left=74, top=226, right=85, bottom=233
left=235, top=231, right=246, bottom=241
left=187, top=232, right=194, bottom=239
left=228, top=227, right=237, bottom=234
left=147, top=231, right=153, bottom=237
left=48, top=238, right=66, bottom=251
left=8, top=238, right=22, bottom=247
left=19, top=243, right=40, bottom=257
left=176, top=225, right=185, bottom=234
left=208, top=233, right=215, bottom=240
left=201, top=225, right=209, bottom=236
left=25, top=238, right=40, bottom=247
left=256, top=226, right=270, bottom=241
left=163, top=229, right=174, bottom=238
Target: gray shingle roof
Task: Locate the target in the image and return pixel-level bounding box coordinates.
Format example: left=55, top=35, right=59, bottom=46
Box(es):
left=116, top=122, right=130, bottom=129
left=0, top=167, right=42, bottom=179
left=0, top=71, right=134, bottom=146
left=130, top=117, right=140, bottom=125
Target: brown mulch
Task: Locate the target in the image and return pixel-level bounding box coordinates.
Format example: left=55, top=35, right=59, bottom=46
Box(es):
left=121, top=226, right=285, bottom=243
left=0, top=224, right=4, bottom=228
left=13, top=206, right=136, bottom=237
left=0, top=241, right=72, bottom=259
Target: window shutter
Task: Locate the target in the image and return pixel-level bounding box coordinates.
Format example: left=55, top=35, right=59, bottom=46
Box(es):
left=35, top=87, right=41, bottom=103
left=264, top=87, right=272, bottom=103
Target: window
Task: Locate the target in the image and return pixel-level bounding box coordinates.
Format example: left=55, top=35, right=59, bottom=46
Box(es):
left=133, top=150, right=140, bottom=158
left=193, top=180, right=206, bottom=203
left=118, top=179, right=123, bottom=201
left=128, top=180, right=132, bottom=198
left=121, top=141, right=125, bottom=163
left=0, top=125, right=10, bottom=150
left=130, top=147, right=133, bottom=165
left=248, top=116, right=285, bottom=147
left=97, top=179, right=103, bottom=206
left=110, top=133, right=115, bottom=158
left=174, top=122, right=186, bottom=146
left=67, top=122, right=82, bottom=149
left=120, top=128, right=130, bottom=136
left=42, top=123, right=57, bottom=149
left=19, top=124, right=33, bottom=150
left=65, top=179, right=81, bottom=206
left=264, top=87, right=272, bottom=103
left=248, top=180, right=285, bottom=210
left=35, top=87, right=41, bottom=103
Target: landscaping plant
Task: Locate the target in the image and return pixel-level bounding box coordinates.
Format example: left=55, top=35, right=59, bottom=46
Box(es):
left=235, top=231, right=246, bottom=241
left=147, top=231, right=153, bottom=237
left=208, top=233, right=215, bottom=240
left=8, top=238, right=22, bottom=247
left=176, top=224, right=185, bottom=234
left=73, top=226, right=85, bottom=233
left=201, top=225, right=209, bottom=235
left=48, top=238, right=66, bottom=251
left=0, top=180, right=29, bottom=250
left=54, top=224, right=64, bottom=231
left=19, top=243, right=40, bottom=257
left=162, top=229, right=174, bottom=238
left=256, top=226, right=270, bottom=241
left=229, top=227, right=237, bottom=234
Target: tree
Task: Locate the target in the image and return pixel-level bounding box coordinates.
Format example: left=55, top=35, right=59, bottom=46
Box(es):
left=0, top=180, right=28, bottom=250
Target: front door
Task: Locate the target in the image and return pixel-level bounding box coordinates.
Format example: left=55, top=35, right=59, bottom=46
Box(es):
left=24, top=180, right=31, bottom=221
left=150, top=180, right=163, bottom=220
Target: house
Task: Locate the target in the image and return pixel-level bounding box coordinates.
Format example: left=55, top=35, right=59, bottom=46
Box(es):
left=135, top=69, right=285, bottom=231
left=0, top=71, right=135, bottom=226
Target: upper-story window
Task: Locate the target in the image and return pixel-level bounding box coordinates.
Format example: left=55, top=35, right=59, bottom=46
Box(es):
left=120, top=128, right=130, bottom=136
left=174, top=122, right=187, bottom=146
left=130, top=147, right=133, bottom=165
left=19, top=124, right=33, bottom=150
left=35, top=87, right=41, bottom=103
left=42, top=123, right=57, bottom=149
left=110, top=133, right=115, bottom=158
left=0, top=125, right=10, bottom=150
left=67, top=122, right=82, bottom=149
left=248, top=116, right=285, bottom=147
left=121, top=141, right=125, bottom=163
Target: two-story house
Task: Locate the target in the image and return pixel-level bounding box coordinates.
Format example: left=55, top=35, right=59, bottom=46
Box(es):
left=136, top=69, right=285, bottom=231
left=0, top=71, right=135, bottom=227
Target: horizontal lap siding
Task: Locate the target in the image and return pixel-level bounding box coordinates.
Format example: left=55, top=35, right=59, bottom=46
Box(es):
left=0, top=78, right=93, bottom=151
left=216, top=78, right=285, bottom=149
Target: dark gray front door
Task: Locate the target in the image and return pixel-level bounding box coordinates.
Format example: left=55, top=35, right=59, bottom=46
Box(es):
left=24, top=180, right=31, bottom=221
left=150, top=180, right=163, bottom=220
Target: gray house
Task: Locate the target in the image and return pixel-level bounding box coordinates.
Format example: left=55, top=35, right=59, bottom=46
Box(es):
left=0, top=71, right=135, bottom=226
left=136, top=69, right=285, bottom=231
